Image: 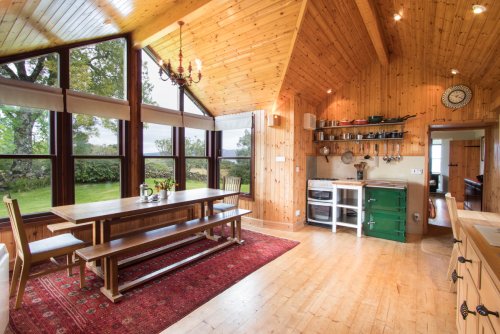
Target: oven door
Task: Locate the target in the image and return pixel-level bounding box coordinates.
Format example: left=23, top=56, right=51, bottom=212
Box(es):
left=308, top=187, right=334, bottom=202
left=307, top=201, right=333, bottom=225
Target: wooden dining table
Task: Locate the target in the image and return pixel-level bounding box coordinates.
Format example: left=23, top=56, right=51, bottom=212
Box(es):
left=51, top=188, right=239, bottom=275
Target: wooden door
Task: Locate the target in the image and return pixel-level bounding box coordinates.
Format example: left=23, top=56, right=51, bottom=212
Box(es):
left=449, top=140, right=480, bottom=202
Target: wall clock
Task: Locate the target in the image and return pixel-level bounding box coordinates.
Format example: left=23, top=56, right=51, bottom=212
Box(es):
left=441, top=84, right=472, bottom=109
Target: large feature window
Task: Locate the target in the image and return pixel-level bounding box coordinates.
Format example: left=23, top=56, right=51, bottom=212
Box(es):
left=185, top=128, right=208, bottom=189
left=70, top=38, right=126, bottom=99
left=0, top=52, right=59, bottom=218
left=218, top=128, right=252, bottom=194
left=143, top=123, right=176, bottom=188
left=141, top=50, right=179, bottom=109
left=73, top=115, right=121, bottom=204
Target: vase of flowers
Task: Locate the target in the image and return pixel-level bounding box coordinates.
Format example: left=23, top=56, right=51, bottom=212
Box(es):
left=154, top=178, right=176, bottom=199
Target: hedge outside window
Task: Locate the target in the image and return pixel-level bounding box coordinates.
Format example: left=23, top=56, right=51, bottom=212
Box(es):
left=143, top=123, right=175, bottom=190
left=218, top=128, right=251, bottom=194
left=0, top=53, right=58, bottom=217
left=185, top=128, right=208, bottom=189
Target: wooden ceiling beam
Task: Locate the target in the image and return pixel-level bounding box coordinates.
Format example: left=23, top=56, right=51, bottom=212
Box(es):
left=132, top=0, right=215, bottom=49
left=354, top=0, right=389, bottom=66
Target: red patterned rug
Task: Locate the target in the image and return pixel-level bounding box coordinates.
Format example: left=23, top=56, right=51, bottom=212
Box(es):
left=8, top=229, right=298, bottom=334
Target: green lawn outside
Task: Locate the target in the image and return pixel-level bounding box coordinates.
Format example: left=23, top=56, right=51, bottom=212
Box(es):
left=1, top=179, right=250, bottom=218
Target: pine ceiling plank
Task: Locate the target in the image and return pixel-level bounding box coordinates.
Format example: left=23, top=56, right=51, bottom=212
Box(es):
left=132, top=0, right=215, bottom=49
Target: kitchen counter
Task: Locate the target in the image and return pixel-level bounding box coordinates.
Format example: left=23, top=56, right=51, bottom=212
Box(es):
left=364, top=179, right=408, bottom=189
left=331, top=179, right=366, bottom=186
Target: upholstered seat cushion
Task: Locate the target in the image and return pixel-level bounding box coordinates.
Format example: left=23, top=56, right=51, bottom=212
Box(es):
left=29, top=233, right=85, bottom=261
left=213, top=203, right=236, bottom=212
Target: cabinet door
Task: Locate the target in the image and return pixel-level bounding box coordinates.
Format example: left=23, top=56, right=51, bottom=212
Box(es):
left=456, top=259, right=467, bottom=333
left=364, top=211, right=406, bottom=242
left=365, top=188, right=406, bottom=212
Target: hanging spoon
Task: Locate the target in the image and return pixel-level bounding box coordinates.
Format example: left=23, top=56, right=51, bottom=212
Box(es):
left=383, top=141, right=388, bottom=162
left=396, top=143, right=401, bottom=161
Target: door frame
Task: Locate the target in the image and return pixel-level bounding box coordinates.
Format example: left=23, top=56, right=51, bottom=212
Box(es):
left=423, top=121, right=494, bottom=234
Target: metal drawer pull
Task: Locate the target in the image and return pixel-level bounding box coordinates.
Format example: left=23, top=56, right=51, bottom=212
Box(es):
left=460, top=301, right=476, bottom=320
left=457, top=256, right=472, bottom=264
left=476, top=305, right=499, bottom=318
left=367, top=198, right=376, bottom=202
left=451, top=270, right=463, bottom=283
left=453, top=238, right=462, bottom=244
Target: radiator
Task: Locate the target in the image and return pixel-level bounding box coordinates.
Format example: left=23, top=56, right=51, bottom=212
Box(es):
left=0, top=244, right=8, bottom=333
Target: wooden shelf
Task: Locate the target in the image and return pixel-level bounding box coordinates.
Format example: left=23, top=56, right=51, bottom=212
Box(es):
left=315, top=122, right=405, bottom=130
left=314, top=138, right=403, bottom=143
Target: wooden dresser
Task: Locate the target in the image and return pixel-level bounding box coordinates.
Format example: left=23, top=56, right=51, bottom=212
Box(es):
left=455, top=210, right=499, bottom=334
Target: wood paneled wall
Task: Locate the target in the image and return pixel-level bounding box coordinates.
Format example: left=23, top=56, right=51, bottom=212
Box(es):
left=316, top=56, right=500, bottom=214
left=240, top=95, right=315, bottom=230
left=317, top=57, right=497, bottom=156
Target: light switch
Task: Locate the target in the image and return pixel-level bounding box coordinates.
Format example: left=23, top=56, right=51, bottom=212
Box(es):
left=276, top=156, right=285, bottom=162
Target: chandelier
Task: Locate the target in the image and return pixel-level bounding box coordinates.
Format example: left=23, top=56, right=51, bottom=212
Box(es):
left=158, top=21, right=202, bottom=87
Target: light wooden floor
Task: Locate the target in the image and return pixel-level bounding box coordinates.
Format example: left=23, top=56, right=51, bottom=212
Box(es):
left=162, top=225, right=456, bottom=334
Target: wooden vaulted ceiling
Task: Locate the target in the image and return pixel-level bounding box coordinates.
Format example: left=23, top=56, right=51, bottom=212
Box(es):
left=0, top=0, right=499, bottom=115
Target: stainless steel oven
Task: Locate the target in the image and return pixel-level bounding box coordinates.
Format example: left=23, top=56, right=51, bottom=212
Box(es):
left=307, top=201, right=334, bottom=224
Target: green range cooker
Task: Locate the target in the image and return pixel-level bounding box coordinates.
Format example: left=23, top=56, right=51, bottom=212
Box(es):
left=364, top=181, right=407, bottom=242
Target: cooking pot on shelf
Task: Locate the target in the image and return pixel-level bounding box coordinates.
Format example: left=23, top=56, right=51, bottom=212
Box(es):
left=339, top=120, right=353, bottom=126
left=328, top=135, right=336, bottom=141
left=342, top=132, right=353, bottom=140
left=376, top=131, right=388, bottom=139
left=389, top=130, right=408, bottom=138
left=356, top=133, right=364, bottom=140
left=382, top=114, right=416, bottom=123
left=353, top=119, right=368, bottom=125
left=317, top=119, right=326, bottom=128
left=365, top=132, right=376, bottom=139
left=368, top=115, right=384, bottom=123
left=315, top=131, right=324, bottom=141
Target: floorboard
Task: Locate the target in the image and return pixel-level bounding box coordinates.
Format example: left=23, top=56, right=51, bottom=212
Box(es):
left=161, top=225, right=456, bottom=334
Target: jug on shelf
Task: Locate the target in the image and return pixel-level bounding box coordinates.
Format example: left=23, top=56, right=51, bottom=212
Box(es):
left=139, top=182, right=153, bottom=202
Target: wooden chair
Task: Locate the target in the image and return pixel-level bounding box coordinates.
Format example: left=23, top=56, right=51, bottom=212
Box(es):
left=445, top=192, right=460, bottom=292
left=3, top=195, right=86, bottom=309
left=214, top=176, right=242, bottom=212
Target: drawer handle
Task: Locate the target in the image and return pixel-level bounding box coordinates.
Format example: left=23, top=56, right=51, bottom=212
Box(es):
left=453, top=238, right=462, bottom=244
left=476, top=305, right=499, bottom=318
left=458, top=256, right=472, bottom=264
left=460, top=301, right=476, bottom=320
left=451, top=270, right=463, bottom=283
left=367, top=198, right=376, bottom=203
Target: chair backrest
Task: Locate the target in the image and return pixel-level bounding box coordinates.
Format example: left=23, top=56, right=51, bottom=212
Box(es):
left=222, top=176, right=241, bottom=206
left=3, top=196, right=30, bottom=258
left=445, top=192, right=459, bottom=239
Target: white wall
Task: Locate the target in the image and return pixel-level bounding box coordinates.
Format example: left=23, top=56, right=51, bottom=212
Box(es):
left=440, top=139, right=451, bottom=193
left=316, top=156, right=426, bottom=234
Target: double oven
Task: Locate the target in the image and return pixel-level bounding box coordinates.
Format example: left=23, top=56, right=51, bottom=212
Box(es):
left=307, top=178, right=337, bottom=225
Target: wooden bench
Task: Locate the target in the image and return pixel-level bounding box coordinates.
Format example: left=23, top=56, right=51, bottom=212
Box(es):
left=76, top=208, right=251, bottom=302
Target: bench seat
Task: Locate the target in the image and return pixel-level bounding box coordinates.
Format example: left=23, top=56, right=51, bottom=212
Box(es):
left=75, top=208, right=251, bottom=302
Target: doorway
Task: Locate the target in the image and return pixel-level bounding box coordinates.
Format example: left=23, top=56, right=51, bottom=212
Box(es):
left=427, top=128, right=485, bottom=228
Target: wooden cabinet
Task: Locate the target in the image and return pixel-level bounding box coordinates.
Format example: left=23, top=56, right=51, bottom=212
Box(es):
left=455, top=211, right=500, bottom=334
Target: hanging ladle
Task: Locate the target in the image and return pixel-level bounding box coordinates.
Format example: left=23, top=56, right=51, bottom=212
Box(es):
left=383, top=142, right=389, bottom=162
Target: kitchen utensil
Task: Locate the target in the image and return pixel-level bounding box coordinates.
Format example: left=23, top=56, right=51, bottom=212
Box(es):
left=353, top=119, right=368, bottom=125
left=341, top=149, right=354, bottom=164
left=318, top=119, right=326, bottom=128
left=316, top=131, right=324, bottom=141
left=383, top=142, right=388, bottom=162
left=368, top=115, right=384, bottom=123
left=382, top=114, right=416, bottom=123
left=339, top=120, right=353, bottom=126
left=319, top=146, right=330, bottom=162
left=396, top=143, right=401, bottom=161
left=140, top=182, right=154, bottom=202
left=375, top=144, right=379, bottom=167
left=329, top=135, right=336, bottom=140
left=356, top=133, right=364, bottom=140
left=376, top=131, right=387, bottom=139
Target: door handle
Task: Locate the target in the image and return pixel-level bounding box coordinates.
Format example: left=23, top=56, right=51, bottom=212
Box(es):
left=448, top=163, right=458, bottom=167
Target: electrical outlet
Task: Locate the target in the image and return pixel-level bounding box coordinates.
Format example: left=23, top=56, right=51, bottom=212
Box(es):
left=295, top=166, right=300, bottom=172
left=411, top=168, right=423, bottom=175
left=413, top=212, right=420, bottom=222
left=295, top=210, right=301, bottom=217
